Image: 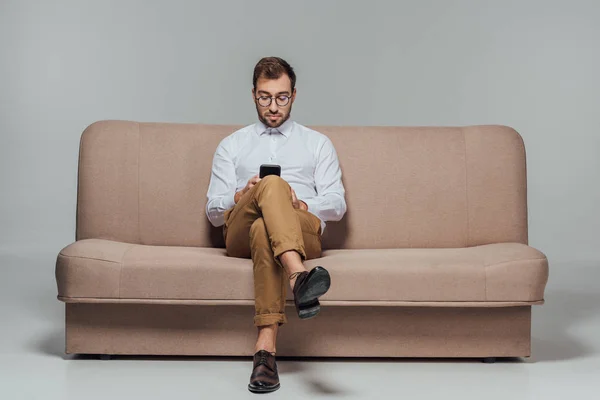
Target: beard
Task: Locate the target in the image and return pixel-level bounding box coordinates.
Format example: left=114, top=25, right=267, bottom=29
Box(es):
left=257, top=105, right=292, bottom=128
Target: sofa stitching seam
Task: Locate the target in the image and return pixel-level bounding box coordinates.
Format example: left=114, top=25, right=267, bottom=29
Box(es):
left=137, top=122, right=141, bottom=244
left=57, top=253, right=120, bottom=264
left=484, top=257, right=547, bottom=269
left=463, top=128, right=470, bottom=248
left=56, top=295, right=544, bottom=305
left=484, top=264, right=488, bottom=301
left=119, top=244, right=136, bottom=299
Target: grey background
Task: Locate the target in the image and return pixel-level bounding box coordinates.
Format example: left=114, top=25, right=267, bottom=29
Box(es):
left=1, top=0, right=599, bottom=262
left=1, top=1, right=600, bottom=399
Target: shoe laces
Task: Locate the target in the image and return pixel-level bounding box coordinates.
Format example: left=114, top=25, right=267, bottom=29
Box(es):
left=256, top=350, right=276, bottom=367
left=258, top=351, right=269, bottom=366
left=288, top=271, right=303, bottom=281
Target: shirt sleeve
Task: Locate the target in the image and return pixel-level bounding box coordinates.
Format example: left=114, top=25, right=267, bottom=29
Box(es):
left=206, top=139, right=237, bottom=227
left=301, top=137, right=347, bottom=222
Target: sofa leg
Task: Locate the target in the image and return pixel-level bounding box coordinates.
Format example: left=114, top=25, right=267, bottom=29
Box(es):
left=482, top=357, right=497, bottom=363
left=99, top=354, right=113, bottom=360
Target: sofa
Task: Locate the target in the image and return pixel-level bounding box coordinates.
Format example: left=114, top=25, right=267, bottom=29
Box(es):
left=55, top=120, right=549, bottom=361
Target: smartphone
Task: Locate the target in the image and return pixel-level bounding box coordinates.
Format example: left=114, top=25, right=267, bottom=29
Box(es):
left=259, top=164, right=281, bottom=178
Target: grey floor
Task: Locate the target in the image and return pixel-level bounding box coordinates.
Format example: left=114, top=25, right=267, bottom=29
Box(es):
left=1, top=251, right=599, bottom=399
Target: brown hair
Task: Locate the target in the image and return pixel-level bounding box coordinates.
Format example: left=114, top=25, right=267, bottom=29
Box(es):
left=253, top=57, right=296, bottom=91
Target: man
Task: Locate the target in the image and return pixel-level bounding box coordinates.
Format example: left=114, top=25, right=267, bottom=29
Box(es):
left=205, top=57, right=347, bottom=393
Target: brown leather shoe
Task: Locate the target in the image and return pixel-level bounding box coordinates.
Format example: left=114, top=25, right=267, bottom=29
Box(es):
left=292, top=266, right=331, bottom=319
left=248, top=350, right=280, bottom=393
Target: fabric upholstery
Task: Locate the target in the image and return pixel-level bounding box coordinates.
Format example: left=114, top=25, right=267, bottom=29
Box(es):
left=57, top=120, right=548, bottom=358
left=65, top=303, right=532, bottom=357
left=75, top=121, right=528, bottom=250
left=57, top=238, right=548, bottom=303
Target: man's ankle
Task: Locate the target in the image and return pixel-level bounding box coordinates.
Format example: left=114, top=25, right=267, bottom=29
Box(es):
left=255, top=324, right=277, bottom=354
left=289, top=274, right=300, bottom=290
left=288, top=269, right=306, bottom=290
left=255, top=347, right=276, bottom=355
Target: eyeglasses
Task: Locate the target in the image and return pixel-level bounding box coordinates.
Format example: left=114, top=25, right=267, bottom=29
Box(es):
left=255, top=95, right=291, bottom=107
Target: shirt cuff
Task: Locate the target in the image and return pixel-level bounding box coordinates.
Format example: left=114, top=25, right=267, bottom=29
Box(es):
left=302, top=197, right=323, bottom=216
left=222, top=192, right=236, bottom=213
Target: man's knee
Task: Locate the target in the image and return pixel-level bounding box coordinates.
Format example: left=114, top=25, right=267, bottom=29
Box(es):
left=259, top=174, right=288, bottom=189
left=255, top=175, right=290, bottom=203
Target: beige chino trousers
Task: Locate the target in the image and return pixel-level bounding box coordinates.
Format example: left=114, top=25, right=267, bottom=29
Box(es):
left=223, top=175, right=323, bottom=327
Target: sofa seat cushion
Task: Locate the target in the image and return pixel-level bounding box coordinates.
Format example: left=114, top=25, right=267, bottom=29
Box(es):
left=56, top=239, right=548, bottom=303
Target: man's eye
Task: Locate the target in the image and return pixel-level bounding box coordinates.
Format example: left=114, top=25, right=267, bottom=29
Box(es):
left=278, top=96, right=288, bottom=101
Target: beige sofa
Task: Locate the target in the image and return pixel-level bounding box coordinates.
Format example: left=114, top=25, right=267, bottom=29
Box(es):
left=55, top=121, right=549, bottom=361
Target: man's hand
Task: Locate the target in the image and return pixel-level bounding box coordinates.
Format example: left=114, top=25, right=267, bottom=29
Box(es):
left=291, top=188, right=308, bottom=211
left=235, top=175, right=261, bottom=204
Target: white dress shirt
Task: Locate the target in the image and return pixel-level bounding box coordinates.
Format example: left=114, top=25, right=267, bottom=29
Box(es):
left=206, top=118, right=347, bottom=233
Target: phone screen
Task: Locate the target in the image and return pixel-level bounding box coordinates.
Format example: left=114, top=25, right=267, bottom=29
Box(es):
left=259, top=164, right=281, bottom=178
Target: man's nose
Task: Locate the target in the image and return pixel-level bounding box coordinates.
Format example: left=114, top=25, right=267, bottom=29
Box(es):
left=269, top=99, right=278, bottom=113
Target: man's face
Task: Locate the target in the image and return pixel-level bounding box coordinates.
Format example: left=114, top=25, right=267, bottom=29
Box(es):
left=252, top=74, right=296, bottom=129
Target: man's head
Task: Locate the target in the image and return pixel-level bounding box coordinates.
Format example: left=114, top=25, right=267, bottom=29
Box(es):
left=252, top=57, right=297, bottom=129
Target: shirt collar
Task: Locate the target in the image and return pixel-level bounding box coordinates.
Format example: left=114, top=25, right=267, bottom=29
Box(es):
left=255, top=118, right=294, bottom=138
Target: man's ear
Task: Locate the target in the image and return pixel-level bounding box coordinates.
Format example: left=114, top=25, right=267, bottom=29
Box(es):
left=292, top=88, right=297, bottom=102
left=252, top=88, right=256, bottom=100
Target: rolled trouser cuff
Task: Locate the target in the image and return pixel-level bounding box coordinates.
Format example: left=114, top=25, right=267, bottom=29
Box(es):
left=254, top=312, right=288, bottom=327
left=273, top=244, right=306, bottom=270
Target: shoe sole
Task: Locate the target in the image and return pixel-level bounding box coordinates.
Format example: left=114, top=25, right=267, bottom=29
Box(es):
left=298, top=299, right=321, bottom=319
left=248, top=382, right=281, bottom=393
left=296, top=267, right=331, bottom=319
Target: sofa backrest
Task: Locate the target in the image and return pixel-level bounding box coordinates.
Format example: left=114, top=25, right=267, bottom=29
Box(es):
left=76, top=121, right=528, bottom=249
